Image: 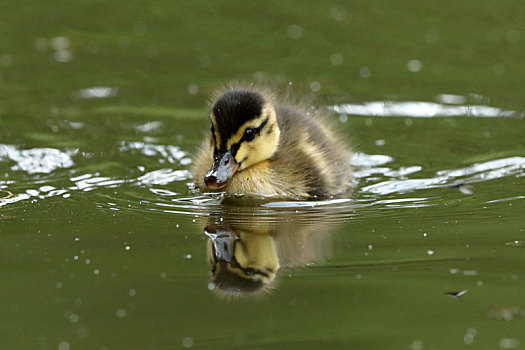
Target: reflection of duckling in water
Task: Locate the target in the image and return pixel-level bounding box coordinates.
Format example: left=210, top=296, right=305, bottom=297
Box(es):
left=205, top=224, right=279, bottom=295
left=204, top=215, right=335, bottom=297
left=191, top=85, right=352, bottom=200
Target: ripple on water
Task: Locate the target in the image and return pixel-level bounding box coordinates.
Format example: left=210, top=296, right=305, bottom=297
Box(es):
left=361, top=156, right=525, bottom=195
left=0, top=144, right=76, bottom=174
left=118, top=141, right=190, bottom=165
left=137, top=169, right=192, bottom=185
left=1, top=142, right=523, bottom=217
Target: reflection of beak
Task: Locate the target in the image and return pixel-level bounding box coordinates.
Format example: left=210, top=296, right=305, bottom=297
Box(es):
left=204, top=151, right=239, bottom=190
left=204, top=227, right=237, bottom=263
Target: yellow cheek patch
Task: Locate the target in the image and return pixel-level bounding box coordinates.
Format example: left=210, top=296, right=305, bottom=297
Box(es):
left=234, top=143, right=250, bottom=165
left=235, top=129, right=279, bottom=170
left=221, top=104, right=280, bottom=170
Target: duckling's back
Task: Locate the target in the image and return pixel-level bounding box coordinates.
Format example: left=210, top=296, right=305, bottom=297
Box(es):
left=271, top=104, right=352, bottom=198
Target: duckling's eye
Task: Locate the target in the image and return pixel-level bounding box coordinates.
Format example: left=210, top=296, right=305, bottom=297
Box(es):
left=243, top=128, right=256, bottom=142
left=244, top=267, right=256, bottom=275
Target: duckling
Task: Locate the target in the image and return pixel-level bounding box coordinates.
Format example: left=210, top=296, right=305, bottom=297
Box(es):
left=191, top=85, right=352, bottom=200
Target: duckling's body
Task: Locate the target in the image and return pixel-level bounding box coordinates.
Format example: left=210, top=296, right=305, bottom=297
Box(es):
left=191, top=86, right=352, bottom=200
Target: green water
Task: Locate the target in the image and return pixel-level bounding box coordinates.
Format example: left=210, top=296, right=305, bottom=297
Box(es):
left=1, top=1, right=525, bottom=349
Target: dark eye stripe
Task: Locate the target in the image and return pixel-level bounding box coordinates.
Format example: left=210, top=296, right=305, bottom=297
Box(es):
left=210, top=125, right=217, bottom=144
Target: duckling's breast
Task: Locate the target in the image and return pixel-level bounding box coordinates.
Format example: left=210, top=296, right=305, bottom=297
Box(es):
left=225, top=160, right=307, bottom=198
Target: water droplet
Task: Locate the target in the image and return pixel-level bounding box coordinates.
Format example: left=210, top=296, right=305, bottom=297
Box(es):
left=464, top=333, right=474, bottom=345
left=329, top=53, right=343, bottom=66
left=68, top=313, right=80, bottom=324
left=424, top=28, right=440, bottom=44
left=51, top=37, right=70, bottom=50
left=310, top=81, right=321, bottom=92
left=58, top=341, right=70, bottom=350
left=54, top=50, right=72, bottom=63
left=409, top=339, right=423, bottom=350
left=182, top=337, right=194, bottom=348
left=359, top=66, right=371, bottom=79
left=499, top=338, right=520, bottom=349
left=187, top=84, right=199, bottom=95
left=330, top=5, right=348, bottom=23
left=287, top=25, right=303, bottom=40
left=116, top=309, right=126, bottom=318
left=407, top=59, right=423, bottom=72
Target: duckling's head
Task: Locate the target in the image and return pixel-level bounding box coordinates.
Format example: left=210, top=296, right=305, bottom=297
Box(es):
left=204, top=88, right=281, bottom=190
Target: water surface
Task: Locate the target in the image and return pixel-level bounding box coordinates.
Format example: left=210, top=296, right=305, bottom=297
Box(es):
left=1, top=1, right=525, bottom=349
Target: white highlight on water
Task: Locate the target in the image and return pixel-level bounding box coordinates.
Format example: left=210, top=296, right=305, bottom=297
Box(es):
left=331, top=100, right=522, bottom=118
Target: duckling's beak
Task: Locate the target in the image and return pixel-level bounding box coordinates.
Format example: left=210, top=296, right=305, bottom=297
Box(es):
left=204, top=151, right=239, bottom=190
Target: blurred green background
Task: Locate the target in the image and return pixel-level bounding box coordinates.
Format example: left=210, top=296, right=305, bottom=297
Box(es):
left=2, top=1, right=524, bottom=114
